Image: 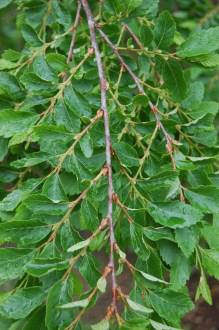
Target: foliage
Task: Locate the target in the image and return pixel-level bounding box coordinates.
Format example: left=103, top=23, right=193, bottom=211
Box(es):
left=0, top=0, right=219, bottom=329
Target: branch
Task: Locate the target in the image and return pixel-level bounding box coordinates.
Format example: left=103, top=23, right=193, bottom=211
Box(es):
left=123, top=23, right=144, bottom=49
left=67, top=1, right=82, bottom=64
left=80, top=0, right=118, bottom=316
left=97, top=27, right=185, bottom=201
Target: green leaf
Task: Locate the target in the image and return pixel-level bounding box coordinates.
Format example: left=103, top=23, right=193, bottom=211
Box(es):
left=0, top=59, right=18, bottom=70
left=144, top=227, right=174, bottom=242
left=78, top=254, right=100, bottom=287
left=147, top=201, right=202, bottom=228
left=64, top=85, right=90, bottom=117
left=67, top=238, right=91, bottom=253
left=21, top=24, right=42, bottom=47
left=191, top=53, right=219, bottom=67
left=170, top=254, right=191, bottom=289
left=0, top=0, right=12, bottom=9
left=26, top=258, right=69, bottom=277
left=185, top=186, right=219, bottom=213
left=190, top=101, right=219, bottom=119
left=80, top=198, right=98, bottom=231
left=139, top=270, right=167, bottom=284
left=33, top=56, right=57, bottom=82
left=202, top=225, right=219, bottom=249
left=42, top=173, right=67, bottom=203
left=11, top=152, right=49, bottom=168
left=127, top=298, right=153, bottom=314
left=0, top=72, right=23, bottom=100
left=195, top=273, right=212, bottom=305
left=114, top=142, right=139, bottom=167
left=46, top=277, right=75, bottom=330
left=54, top=99, right=80, bottom=133
left=157, top=58, right=187, bottom=101
left=0, top=287, right=45, bottom=319
left=201, top=249, right=219, bottom=280
left=133, top=0, right=159, bottom=18
left=137, top=171, right=180, bottom=202
left=0, top=138, right=8, bottom=161
left=154, top=11, right=176, bottom=50
left=91, top=319, right=109, bottom=330
left=59, top=298, right=89, bottom=309
left=20, top=72, right=56, bottom=93
left=0, top=221, right=51, bottom=246
left=130, top=223, right=150, bottom=260
left=0, top=248, right=34, bottom=283
left=22, top=308, right=46, bottom=330
left=104, top=0, right=143, bottom=17
left=148, top=289, right=194, bottom=324
left=182, top=82, right=204, bottom=110
left=97, top=277, right=107, bottom=293
left=23, top=194, right=68, bottom=215
left=0, top=111, right=38, bottom=138
left=51, top=0, right=71, bottom=28
left=175, top=228, right=197, bottom=257
left=150, top=320, right=181, bottom=330
left=177, top=27, right=219, bottom=58
left=0, top=180, right=41, bottom=212
left=46, top=53, right=68, bottom=73
left=79, top=134, right=93, bottom=158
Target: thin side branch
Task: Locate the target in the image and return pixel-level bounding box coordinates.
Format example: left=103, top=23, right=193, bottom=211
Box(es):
left=67, top=1, right=82, bottom=63
left=97, top=26, right=185, bottom=201
left=80, top=0, right=118, bottom=316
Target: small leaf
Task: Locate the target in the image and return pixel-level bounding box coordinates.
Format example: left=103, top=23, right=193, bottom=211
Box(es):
left=154, top=11, right=176, bottom=50
left=80, top=198, right=98, bottom=231
left=177, top=27, right=219, bottom=58
left=64, top=85, right=90, bottom=117
left=175, top=228, right=197, bottom=257
left=67, top=238, right=91, bottom=253
left=54, top=99, right=81, bottom=133
left=0, top=111, right=38, bottom=138
left=148, top=289, right=194, bottom=324
left=114, top=142, right=139, bottom=167
left=26, top=258, right=69, bottom=277
left=0, top=287, right=45, bottom=319
left=0, top=72, right=23, bottom=101
left=0, top=221, right=51, bottom=247
left=0, top=59, right=18, bottom=70
left=91, top=319, right=109, bottom=330
left=170, top=254, right=191, bottom=289
left=33, top=56, right=57, bottom=82
left=185, top=186, right=219, bottom=213
left=191, top=53, right=219, bottom=67
left=59, top=298, right=89, bottom=309
left=157, top=58, right=187, bottom=101
left=46, top=277, right=75, bottom=329
left=21, top=24, right=42, bottom=47
left=150, top=320, right=181, bottom=330
left=46, top=53, right=68, bottom=73
left=97, top=277, right=107, bottom=293
left=0, top=248, right=34, bottom=283
left=202, top=225, right=219, bottom=249
left=79, top=134, right=93, bottom=158
left=195, top=273, right=212, bottom=305
left=139, top=270, right=167, bottom=284
left=201, top=249, right=219, bottom=280
left=42, top=173, right=67, bottom=203
left=147, top=201, right=202, bottom=228
left=127, top=298, right=153, bottom=314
